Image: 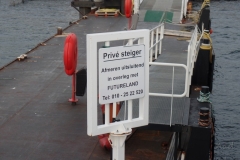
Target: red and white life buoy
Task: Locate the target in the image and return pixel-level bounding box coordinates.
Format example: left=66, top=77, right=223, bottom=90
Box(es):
left=63, top=33, right=78, bottom=75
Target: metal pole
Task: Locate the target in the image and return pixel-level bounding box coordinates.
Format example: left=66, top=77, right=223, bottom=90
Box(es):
left=109, top=129, right=132, bottom=160
left=72, top=73, right=76, bottom=101
left=69, top=73, right=78, bottom=104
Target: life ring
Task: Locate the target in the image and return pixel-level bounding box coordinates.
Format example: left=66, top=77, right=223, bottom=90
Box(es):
left=125, top=0, right=132, bottom=18
left=63, top=33, right=78, bottom=75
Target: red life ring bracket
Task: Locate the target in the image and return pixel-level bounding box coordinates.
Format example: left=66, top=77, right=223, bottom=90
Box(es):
left=63, top=33, right=78, bottom=104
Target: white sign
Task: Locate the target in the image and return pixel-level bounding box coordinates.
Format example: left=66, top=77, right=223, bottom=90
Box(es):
left=99, top=45, right=145, bottom=104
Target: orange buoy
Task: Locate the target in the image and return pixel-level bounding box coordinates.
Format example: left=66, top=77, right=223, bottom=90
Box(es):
left=125, top=0, right=132, bottom=18
left=63, top=33, right=78, bottom=75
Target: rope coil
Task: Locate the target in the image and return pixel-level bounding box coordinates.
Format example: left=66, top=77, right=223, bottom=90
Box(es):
left=199, top=118, right=211, bottom=127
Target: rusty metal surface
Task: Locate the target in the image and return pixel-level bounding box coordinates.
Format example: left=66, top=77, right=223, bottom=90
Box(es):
left=126, top=130, right=172, bottom=160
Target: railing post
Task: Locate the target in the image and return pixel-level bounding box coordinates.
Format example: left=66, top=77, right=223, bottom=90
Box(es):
left=104, top=41, right=110, bottom=125
left=186, top=45, right=191, bottom=97
left=128, top=39, right=134, bottom=121
left=150, top=31, right=154, bottom=62
left=155, top=28, right=159, bottom=60
left=134, top=0, right=140, bottom=14
left=160, top=24, right=164, bottom=55
left=170, top=66, right=175, bottom=126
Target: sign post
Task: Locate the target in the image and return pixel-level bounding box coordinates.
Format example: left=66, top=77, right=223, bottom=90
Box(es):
left=87, top=29, right=149, bottom=160
left=99, top=43, right=145, bottom=160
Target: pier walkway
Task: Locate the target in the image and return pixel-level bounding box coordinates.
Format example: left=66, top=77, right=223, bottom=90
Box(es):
left=139, top=0, right=185, bottom=23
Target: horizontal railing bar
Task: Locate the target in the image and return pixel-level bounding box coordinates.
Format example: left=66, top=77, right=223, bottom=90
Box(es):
left=149, top=62, right=187, bottom=70
left=149, top=92, right=186, bottom=98
left=149, top=40, right=162, bottom=50
left=150, top=23, right=164, bottom=32
left=149, top=62, right=188, bottom=98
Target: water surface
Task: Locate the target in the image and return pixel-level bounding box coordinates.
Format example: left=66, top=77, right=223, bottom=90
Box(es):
left=0, top=0, right=78, bottom=67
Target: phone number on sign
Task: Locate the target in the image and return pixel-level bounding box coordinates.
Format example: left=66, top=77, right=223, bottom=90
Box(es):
left=111, top=89, right=144, bottom=99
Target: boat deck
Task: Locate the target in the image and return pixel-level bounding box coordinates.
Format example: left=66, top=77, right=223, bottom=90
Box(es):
left=0, top=0, right=192, bottom=159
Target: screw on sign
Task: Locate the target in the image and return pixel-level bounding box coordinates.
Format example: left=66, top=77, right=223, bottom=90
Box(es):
left=63, top=33, right=78, bottom=104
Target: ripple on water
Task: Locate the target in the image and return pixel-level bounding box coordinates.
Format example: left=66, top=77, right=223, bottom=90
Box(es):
left=0, top=0, right=78, bottom=68
left=228, top=50, right=240, bottom=55
left=212, top=1, right=240, bottom=158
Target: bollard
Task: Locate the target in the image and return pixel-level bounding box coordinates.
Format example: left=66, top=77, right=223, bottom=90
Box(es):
left=57, top=27, right=63, bottom=35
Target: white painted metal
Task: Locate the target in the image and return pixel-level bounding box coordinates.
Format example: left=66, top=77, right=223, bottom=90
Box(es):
left=184, top=0, right=189, bottom=17
left=87, top=29, right=149, bottom=136
left=149, top=62, right=188, bottom=98
left=186, top=25, right=201, bottom=97
left=149, top=62, right=188, bottom=126
left=164, top=29, right=192, bottom=37
left=104, top=41, right=111, bottom=126
left=170, top=67, right=175, bottom=126
left=180, top=0, right=189, bottom=21
left=149, top=23, right=164, bottom=62
left=109, top=133, right=130, bottom=160
left=108, top=126, right=132, bottom=160
left=127, top=39, right=133, bottom=122
left=181, top=0, right=184, bottom=22
left=150, top=31, right=154, bottom=62
left=134, top=0, right=139, bottom=14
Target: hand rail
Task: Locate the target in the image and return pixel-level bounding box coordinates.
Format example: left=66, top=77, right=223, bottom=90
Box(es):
left=149, top=62, right=188, bottom=98
left=149, top=62, right=188, bottom=126
left=149, top=23, right=164, bottom=62
left=186, top=25, right=201, bottom=97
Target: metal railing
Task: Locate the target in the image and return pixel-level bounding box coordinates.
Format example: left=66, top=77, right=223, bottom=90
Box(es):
left=149, top=23, right=188, bottom=126
left=87, top=29, right=150, bottom=136
left=181, top=0, right=189, bottom=19
left=148, top=24, right=201, bottom=126
left=149, top=62, right=188, bottom=126
left=186, top=25, right=201, bottom=97
left=149, top=23, right=164, bottom=62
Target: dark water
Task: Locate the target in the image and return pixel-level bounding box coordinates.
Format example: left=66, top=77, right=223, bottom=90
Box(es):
left=211, top=1, right=240, bottom=160
left=0, top=0, right=240, bottom=159
left=0, top=0, right=78, bottom=68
